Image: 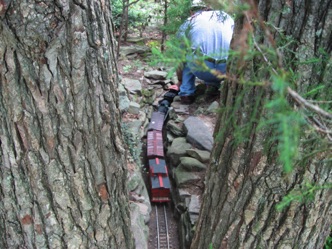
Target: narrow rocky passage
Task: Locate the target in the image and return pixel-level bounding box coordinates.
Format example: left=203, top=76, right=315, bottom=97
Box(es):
left=118, top=27, right=218, bottom=249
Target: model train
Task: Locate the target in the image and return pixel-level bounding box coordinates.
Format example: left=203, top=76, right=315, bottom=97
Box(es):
left=146, top=86, right=179, bottom=203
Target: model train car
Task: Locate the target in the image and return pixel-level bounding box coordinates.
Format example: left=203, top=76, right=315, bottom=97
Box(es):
left=147, top=111, right=170, bottom=203
left=146, top=87, right=179, bottom=203
left=149, top=157, right=171, bottom=202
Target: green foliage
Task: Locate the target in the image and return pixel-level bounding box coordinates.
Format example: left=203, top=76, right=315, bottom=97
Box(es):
left=325, top=228, right=332, bottom=249
left=261, top=75, right=304, bottom=173
left=146, top=40, right=161, bottom=49
left=163, top=0, right=192, bottom=35
left=111, top=0, right=161, bottom=32
left=150, top=37, right=190, bottom=78
left=111, top=0, right=123, bottom=29
left=123, top=64, right=132, bottom=73
left=276, top=182, right=332, bottom=211
left=123, top=59, right=144, bottom=73
left=304, top=85, right=325, bottom=97
left=141, top=89, right=154, bottom=105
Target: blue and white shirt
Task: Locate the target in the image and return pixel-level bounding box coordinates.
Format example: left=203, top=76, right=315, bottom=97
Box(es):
left=178, top=11, right=234, bottom=61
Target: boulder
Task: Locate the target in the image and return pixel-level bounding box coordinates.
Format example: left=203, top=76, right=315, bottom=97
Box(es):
left=166, top=120, right=185, bottom=137
left=122, top=78, right=142, bottom=95
left=120, top=45, right=150, bottom=57
left=144, top=70, right=168, bottom=80
left=179, top=157, right=207, bottom=172
left=188, top=195, right=201, bottom=225
left=130, top=202, right=150, bottom=249
left=183, top=116, right=213, bottom=151
left=186, top=149, right=211, bottom=163
left=128, top=101, right=140, bottom=115
left=207, top=101, right=220, bottom=113
left=118, top=83, right=130, bottom=112
left=167, top=137, right=192, bottom=167
left=173, top=164, right=201, bottom=187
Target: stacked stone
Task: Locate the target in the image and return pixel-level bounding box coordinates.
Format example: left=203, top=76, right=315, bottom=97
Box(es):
left=166, top=116, right=213, bottom=249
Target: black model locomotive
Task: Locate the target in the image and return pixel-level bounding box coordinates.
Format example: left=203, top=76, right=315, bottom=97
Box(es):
left=146, top=86, right=179, bottom=203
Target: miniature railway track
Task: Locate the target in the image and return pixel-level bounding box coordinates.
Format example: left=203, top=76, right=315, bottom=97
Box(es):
left=155, top=204, right=171, bottom=249
left=147, top=87, right=180, bottom=249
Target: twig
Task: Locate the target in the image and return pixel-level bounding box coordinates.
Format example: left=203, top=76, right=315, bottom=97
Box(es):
left=251, top=29, right=332, bottom=140
left=287, top=87, right=332, bottom=119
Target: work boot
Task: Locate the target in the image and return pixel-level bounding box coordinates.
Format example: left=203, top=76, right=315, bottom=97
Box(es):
left=205, top=85, right=219, bottom=97
left=180, top=95, right=195, bottom=104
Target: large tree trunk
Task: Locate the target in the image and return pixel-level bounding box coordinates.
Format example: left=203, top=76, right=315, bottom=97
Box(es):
left=0, top=1, right=133, bottom=248
left=191, top=1, right=331, bottom=249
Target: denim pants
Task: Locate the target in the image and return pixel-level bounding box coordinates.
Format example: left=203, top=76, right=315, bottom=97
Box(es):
left=179, top=60, right=227, bottom=96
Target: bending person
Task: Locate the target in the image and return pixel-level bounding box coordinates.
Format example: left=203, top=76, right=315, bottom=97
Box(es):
left=176, top=1, right=234, bottom=104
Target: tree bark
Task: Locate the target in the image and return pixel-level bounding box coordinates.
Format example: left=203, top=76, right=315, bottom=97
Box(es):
left=0, top=1, right=133, bottom=248
left=191, top=1, right=332, bottom=249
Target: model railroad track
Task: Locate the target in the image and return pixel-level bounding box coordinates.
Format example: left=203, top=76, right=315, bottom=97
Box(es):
left=154, top=204, right=171, bottom=249
left=147, top=87, right=179, bottom=249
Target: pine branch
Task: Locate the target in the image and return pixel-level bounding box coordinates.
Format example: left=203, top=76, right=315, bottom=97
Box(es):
left=251, top=32, right=332, bottom=141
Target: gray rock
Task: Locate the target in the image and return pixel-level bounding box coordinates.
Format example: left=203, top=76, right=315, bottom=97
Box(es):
left=168, top=108, right=180, bottom=121
left=120, top=45, right=150, bottom=57
left=119, top=96, right=130, bottom=113
left=172, top=101, right=190, bottom=115
left=122, top=78, right=142, bottom=95
left=127, top=150, right=151, bottom=249
left=207, top=101, right=220, bottom=113
left=186, top=149, right=211, bottom=163
left=126, top=36, right=146, bottom=43
left=128, top=101, right=140, bottom=115
left=166, top=120, right=185, bottom=137
left=127, top=167, right=151, bottom=209
left=130, top=202, right=149, bottom=249
left=138, top=110, right=147, bottom=123
left=118, top=83, right=130, bottom=112
left=147, top=79, right=167, bottom=86
left=178, top=189, right=191, bottom=204
left=180, top=212, right=194, bottom=249
left=129, top=192, right=145, bottom=203
left=144, top=70, right=168, bottom=80
left=188, top=195, right=200, bottom=224
left=173, top=165, right=201, bottom=187
left=167, top=137, right=192, bottom=167
left=179, top=157, right=207, bottom=172
left=183, top=116, right=213, bottom=151
left=166, top=132, right=175, bottom=144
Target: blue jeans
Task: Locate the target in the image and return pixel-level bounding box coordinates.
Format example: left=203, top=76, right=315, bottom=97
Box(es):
left=179, top=60, right=226, bottom=96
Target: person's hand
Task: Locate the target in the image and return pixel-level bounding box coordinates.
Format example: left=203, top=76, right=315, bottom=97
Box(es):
left=169, top=85, right=179, bottom=91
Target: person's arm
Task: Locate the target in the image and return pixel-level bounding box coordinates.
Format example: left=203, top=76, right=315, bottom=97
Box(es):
left=176, top=64, right=183, bottom=87
left=176, top=19, right=191, bottom=88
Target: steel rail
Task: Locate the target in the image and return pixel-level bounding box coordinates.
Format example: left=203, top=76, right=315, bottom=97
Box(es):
left=154, top=204, right=171, bottom=249
left=156, top=205, right=160, bottom=249
left=163, top=204, right=170, bottom=249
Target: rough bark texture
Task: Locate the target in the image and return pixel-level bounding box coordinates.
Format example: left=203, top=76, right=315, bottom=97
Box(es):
left=191, top=1, right=331, bottom=249
left=0, top=1, right=133, bottom=248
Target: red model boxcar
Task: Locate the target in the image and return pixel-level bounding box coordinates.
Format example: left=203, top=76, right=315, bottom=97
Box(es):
left=149, top=158, right=171, bottom=202
left=146, top=90, right=179, bottom=203
left=147, top=130, right=164, bottom=159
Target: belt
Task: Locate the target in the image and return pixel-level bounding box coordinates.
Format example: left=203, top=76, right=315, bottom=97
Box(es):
left=205, top=57, right=227, bottom=64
